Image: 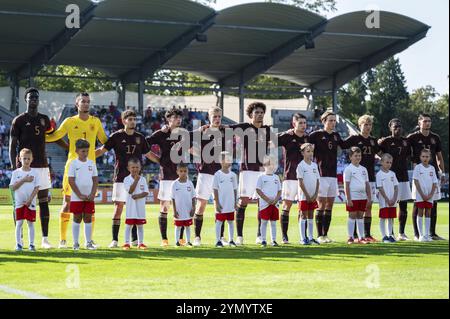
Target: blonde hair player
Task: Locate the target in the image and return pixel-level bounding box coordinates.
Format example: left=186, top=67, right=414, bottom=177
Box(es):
left=192, top=107, right=229, bottom=246
left=342, top=114, right=383, bottom=242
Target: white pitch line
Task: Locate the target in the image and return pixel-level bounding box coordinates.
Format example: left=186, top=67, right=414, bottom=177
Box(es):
left=0, top=285, right=50, bottom=299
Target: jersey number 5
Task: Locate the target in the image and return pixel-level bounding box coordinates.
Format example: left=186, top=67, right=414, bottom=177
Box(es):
left=35, top=126, right=40, bottom=136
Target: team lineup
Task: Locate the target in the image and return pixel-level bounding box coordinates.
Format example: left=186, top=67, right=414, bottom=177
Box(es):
left=8, top=87, right=446, bottom=251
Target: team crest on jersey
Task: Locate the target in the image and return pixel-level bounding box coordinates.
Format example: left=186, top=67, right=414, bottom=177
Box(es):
left=431, top=138, right=436, bottom=145
left=333, top=135, right=338, bottom=142
left=90, top=124, right=95, bottom=131
left=136, top=137, right=141, bottom=145
left=313, top=169, right=317, bottom=173
left=26, top=122, right=31, bottom=126
left=88, top=166, right=93, bottom=171
left=391, top=177, right=394, bottom=182
left=140, top=185, right=144, bottom=191
left=40, top=118, right=46, bottom=127
left=370, top=140, right=375, bottom=146
left=403, top=140, right=408, bottom=147
left=187, top=187, right=192, bottom=192
left=430, top=172, right=433, bottom=177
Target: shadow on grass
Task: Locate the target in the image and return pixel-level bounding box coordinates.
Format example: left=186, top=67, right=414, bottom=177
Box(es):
left=0, top=241, right=448, bottom=265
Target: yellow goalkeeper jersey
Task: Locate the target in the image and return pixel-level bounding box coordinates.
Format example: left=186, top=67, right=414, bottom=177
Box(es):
left=46, top=114, right=108, bottom=161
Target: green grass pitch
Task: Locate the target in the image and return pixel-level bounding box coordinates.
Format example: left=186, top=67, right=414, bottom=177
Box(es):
left=0, top=203, right=448, bottom=299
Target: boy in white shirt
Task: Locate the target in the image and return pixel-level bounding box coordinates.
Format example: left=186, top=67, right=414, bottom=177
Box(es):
left=9, top=148, right=40, bottom=252
left=213, top=152, right=238, bottom=247
left=68, top=139, right=99, bottom=250
left=344, top=147, right=372, bottom=245
left=412, top=149, right=439, bottom=242
left=256, top=155, right=282, bottom=247
left=171, top=163, right=196, bottom=247
left=376, top=153, right=399, bottom=243
left=297, top=143, right=320, bottom=245
left=123, top=159, right=149, bottom=250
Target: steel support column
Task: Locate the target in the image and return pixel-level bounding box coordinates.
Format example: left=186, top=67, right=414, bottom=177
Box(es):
left=138, top=80, right=145, bottom=115
left=239, top=84, right=245, bottom=123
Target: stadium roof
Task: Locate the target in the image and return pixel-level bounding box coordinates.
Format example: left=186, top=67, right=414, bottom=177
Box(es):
left=0, top=0, right=430, bottom=92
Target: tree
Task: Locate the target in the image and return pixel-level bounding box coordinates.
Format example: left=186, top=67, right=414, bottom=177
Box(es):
left=0, top=74, right=7, bottom=87
left=33, top=66, right=115, bottom=92
left=338, top=76, right=368, bottom=124
left=366, top=57, right=409, bottom=137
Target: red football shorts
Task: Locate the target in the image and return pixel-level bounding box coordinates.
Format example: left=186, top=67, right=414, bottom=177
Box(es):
left=259, top=205, right=280, bottom=221
left=379, top=207, right=397, bottom=219
left=125, top=219, right=147, bottom=225
left=346, top=200, right=367, bottom=212
left=299, top=201, right=319, bottom=212
left=174, top=219, right=193, bottom=227
left=15, top=206, right=36, bottom=222
left=70, top=201, right=95, bottom=214
left=415, top=201, right=433, bottom=209
left=216, top=212, right=235, bottom=222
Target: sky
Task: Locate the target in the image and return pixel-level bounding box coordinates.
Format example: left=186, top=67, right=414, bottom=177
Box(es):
left=213, top=0, right=449, bottom=94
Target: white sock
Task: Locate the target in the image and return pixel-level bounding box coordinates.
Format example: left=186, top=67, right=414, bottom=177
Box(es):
left=387, top=219, right=394, bottom=237
left=380, top=218, right=387, bottom=238
left=260, top=219, right=268, bottom=242
left=186, top=226, right=191, bottom=243
left=425, top=218, right=431, bottom=237
left=227, top=220, right=234, bottom=242
left=124, top=224, right=132, bottom=244
left=300, top=219, right=307, bottom=241
left=270, top=221, right=277, bottom=242
left=307, top=219, right=314, bottom=240
left=137, top=225, right=144, bottom=244
left=215, top=221, right=223, bottom=243
left=27, top=221, right=35, bottom=246
left=175, top=226, right=181, bottom=243
left=347, top=218, right=355, bottom=238
left=356, top=219, right=364, bottom=240
left=417, top=216, right=423, bottom=237
left=84, top=222, right=92, bottom=243
left=15, top=220, right=24, bottom=246
left=73, top=222, right=81, bottom=245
